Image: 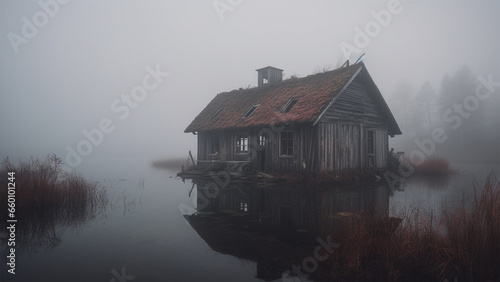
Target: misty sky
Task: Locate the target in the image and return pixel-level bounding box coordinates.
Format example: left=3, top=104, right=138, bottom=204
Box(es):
left=1, top=0, right=499, bottom=169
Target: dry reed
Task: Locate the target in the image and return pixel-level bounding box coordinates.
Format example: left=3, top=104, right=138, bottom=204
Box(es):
left=311, top=172, right=499, bottom=281
left=0, top=154, right=108, bottom=252
left=410, top=157, right=452, bottom=175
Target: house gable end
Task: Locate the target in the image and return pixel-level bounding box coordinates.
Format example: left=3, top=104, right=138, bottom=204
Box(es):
left=319, top=73, right=386, bottom=128
left=313, top=66, right=362, bottom=126
left=316, top=65, right=401, bottom=136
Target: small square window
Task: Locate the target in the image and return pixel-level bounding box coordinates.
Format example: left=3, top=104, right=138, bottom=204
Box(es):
left=239, top=202, right=248, bottom=212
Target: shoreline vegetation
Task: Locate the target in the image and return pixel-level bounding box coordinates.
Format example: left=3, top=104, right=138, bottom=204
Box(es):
left=408, top=156, right=453, bottom=175
left=1, top=155, right=497, bottom=280
left=0, top=155, right=108, bottom=252
left=307, top=171, right=499, bottom=281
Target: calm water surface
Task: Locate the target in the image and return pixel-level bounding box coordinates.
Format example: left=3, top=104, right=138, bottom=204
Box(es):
left=1, top=157, right=498, bottom=281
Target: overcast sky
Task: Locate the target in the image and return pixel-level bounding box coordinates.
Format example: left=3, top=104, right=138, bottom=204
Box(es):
left=1, top=0, right=499, bottom=169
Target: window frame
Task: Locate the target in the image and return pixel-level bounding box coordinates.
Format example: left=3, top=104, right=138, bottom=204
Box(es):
left=367, top=130, right=374, bottom=155
left=259, top=133, right=268, bottom=147
left=212, top=107, right=225, bottom=121
left=236, top=134, right=249, bottom=154
left=239, top=201, right=248, bottom=212
left=367, top=130, right=375, bottom=167
left=208, top=135, right=219, bottom=155
left=279, top=131, right=294, bottom=157
left=280, top=98, right=299, bottom=113
left=242, top=104, right=260, bottom=118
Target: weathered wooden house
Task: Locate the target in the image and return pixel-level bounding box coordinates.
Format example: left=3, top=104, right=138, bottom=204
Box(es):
left=184, top=62, right=401, bottom=172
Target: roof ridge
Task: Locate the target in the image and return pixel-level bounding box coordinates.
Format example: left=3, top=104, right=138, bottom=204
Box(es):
left=216, top=63, right=362, bottom=95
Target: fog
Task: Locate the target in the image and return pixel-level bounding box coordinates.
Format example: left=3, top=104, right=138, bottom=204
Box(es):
left=1, top=0, right=499, bottom=170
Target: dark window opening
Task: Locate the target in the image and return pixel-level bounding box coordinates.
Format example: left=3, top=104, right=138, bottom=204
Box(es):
left=280, top=98, right=299, bottom=113
left=280, top=205, right=293, bottom=228
left=213, top=108, right=224, bottom=120
left=209, top=136, right=219, bottom=154
left=367, top=131, right=374, bottom=154
left=243, top=104, right=260, bottom=118
left=280, top=132, right=293, bottom=156
left=259, top=133, right=267, bottom=147
left=367, top=130, right=375, bottom=166
left=237, top=135, right=248, bottom=153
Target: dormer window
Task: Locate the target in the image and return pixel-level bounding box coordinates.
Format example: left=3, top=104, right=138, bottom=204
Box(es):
left=213, top=107, right=224, bottom=120
left=242, top=104, right=260, bottom=118
left=280, top=98, right=299, bottom=113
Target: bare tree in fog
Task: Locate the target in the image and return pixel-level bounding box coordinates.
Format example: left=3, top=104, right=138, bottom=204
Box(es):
left=407, top=82, right=437, bottom=140
left=415, top=81, right=437, bottom=137
left=388, top=80, right=415, bottom=137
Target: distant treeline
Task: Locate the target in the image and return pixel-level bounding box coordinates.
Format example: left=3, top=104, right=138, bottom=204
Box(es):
left=388, top=66, right=500, bottom=162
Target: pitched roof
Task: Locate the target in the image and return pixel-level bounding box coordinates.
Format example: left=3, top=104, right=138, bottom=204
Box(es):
left=185, top=62, right=401, bottom=136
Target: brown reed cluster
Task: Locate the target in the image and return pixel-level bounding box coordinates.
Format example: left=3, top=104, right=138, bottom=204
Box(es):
left=309, top=172, right=500, bottom=281
left=0, top=154, right=108, bottom=252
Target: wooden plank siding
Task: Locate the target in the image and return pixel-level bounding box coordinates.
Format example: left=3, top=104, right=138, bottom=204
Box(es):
left=316, top=75, right=389, bottom=171
left=317, top=123, right=361, bottom=171
left=319, top=76, right=387, bottom=128
left=374, top=129, right=388, bottom=168
left=197, top=125, right=316, bottom=172
left=197, top=125, right=387, bottom=172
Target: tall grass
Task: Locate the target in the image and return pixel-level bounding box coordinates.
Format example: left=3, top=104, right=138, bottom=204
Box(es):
left=313, top=172, right=500, bottom=281
left=440, top=172, right=500, bottom=280
left=0, top=155, right=108, bottom=252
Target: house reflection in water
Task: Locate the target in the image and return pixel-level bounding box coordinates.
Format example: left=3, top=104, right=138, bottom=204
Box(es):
left=184, top=180, right=392, bottom=281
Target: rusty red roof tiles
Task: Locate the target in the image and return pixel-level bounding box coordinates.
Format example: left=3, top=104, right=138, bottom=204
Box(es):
left=185, top=62, right=400, bottom=135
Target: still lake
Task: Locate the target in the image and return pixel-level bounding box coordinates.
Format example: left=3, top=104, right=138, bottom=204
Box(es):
left=1, top=157, right=498, bottom=281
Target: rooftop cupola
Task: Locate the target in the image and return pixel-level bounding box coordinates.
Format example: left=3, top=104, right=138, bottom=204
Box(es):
left=256, top=66, right=283, bottom=87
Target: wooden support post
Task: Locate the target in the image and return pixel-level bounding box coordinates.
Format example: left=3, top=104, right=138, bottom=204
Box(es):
left=188, top=182, right=195, bottom=197
left=189, top=150, right=195, bottom=167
